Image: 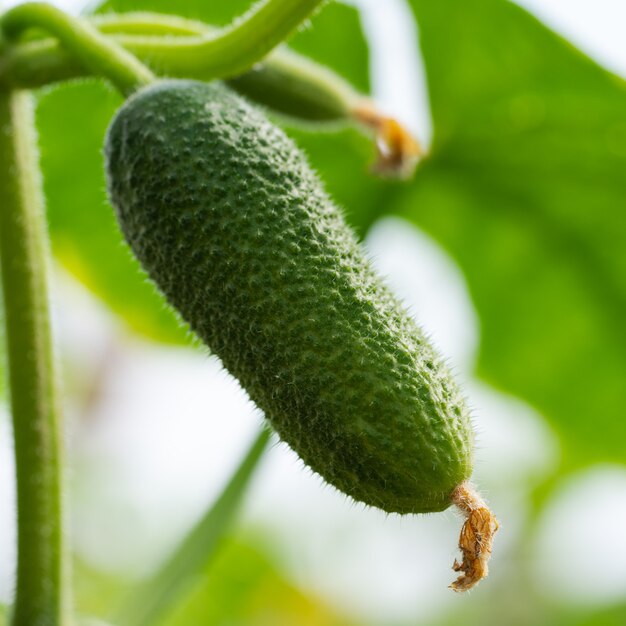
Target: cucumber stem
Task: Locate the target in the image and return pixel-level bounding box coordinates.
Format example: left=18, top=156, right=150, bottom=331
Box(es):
left=450, top=482, right=499, bottom=592
left=0, top=89, right=68, bottom=626
left=0, top=32, right=358, bottom=122
left=0, top=10, right=423, bottom=175
left=0, top=2, right=154, bottom=96
left=0, top=0, right=326, bottom=88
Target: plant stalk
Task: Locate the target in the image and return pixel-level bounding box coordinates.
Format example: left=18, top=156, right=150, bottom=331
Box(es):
left=0, top=33, right=359, bottom=122
left=90, top=12, right=359, bottom=121
left=0, top=0, right=325, bottom=92
left=0, top=2, right=154, bottom=96
left=0, top=89, right=68, bottom=626
left=108, top=0, right=326, bottom=79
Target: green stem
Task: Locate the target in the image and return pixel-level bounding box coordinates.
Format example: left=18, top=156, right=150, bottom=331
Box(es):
left=93, top=12, right=358, bottom=120
left=0, top=2, right=153, bottom=95
left=0, top=89, right=68, bottom=626
left=116, top=428, right=271, bottom=626
left=112, top=0, right=327, bottom=79
left=0, top=26, right=360, bottom=123
left=1, top=0, right=325, bottom=84
left=92, top=12, right=211, bottom=37
left=230, top=47, right=358, bottom=122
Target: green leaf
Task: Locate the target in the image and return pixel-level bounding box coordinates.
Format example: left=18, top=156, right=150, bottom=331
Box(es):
left=398, top=0, right=626, bottom=467
left=72, top=556, right=129, bottom=624
left=435, top=581, right=626, bottom=626
left=71, top=538, right=353, bottom=626
left=159, top=539, right=355, bottom=626
left=0, top=287, right=6, bottom=399
left=69, top=526, right=352, bottom=626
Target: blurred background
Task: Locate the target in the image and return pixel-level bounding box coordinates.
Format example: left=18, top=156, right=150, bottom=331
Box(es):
left=1, top=0, right=626, bottom=624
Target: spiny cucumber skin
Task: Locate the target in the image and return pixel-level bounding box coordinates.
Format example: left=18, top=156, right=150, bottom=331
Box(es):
left=104, top=80, right=473, bottom=514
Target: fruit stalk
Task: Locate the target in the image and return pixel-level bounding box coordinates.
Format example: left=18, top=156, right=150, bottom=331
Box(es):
left=0, top=89, right=68, bottom=626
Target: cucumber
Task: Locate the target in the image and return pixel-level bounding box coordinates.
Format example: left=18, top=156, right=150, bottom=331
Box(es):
left=104, top=79, right=474, bottom=515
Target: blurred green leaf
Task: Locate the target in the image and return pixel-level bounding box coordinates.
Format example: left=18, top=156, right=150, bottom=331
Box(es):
left=116, top=430, right=270, bottom=626
left=72, top=557, right=129, bottom=623
left=393, top=0, right=626, bottom=468
left=434, top=578, right=626, bottom=626
left=573, top=605, right=626, bottom=626
left=71, top=538, right=353, bottom=626
left=160, top=538, right=354, bottom=626
left=0, top=288, right=5, bottom=398
left=541, top=604, right=626, bottom=626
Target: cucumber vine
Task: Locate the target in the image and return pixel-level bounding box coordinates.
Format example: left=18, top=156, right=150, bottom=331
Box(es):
left=0, top=86, right=67, bottom=626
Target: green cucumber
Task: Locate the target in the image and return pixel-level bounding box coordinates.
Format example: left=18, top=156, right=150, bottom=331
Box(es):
left=104, top=79, right=474, bottom=515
